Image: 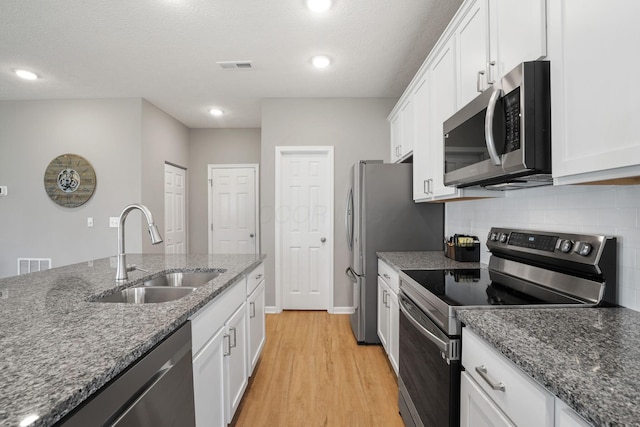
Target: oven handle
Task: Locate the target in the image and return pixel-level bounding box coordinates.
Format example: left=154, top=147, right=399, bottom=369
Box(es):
left=399, top=295, right=449, bottom=355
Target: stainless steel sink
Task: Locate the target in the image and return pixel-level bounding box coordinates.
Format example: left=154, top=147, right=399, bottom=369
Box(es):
left=96, top=286, right=196, bottom=304
left=142, top=270, right=222, bottom=288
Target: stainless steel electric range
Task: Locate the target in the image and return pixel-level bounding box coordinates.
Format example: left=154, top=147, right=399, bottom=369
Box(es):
left=396, top=227, right=617, bottom=427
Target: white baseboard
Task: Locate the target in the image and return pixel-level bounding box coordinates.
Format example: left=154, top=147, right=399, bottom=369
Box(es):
left=265, top=306, right=279, bottom=314
left=332, top=306, right=355, bottom=314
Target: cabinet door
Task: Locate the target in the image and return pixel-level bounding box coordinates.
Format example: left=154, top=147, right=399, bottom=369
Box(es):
left=400, top=97, right=415, bottom=159
left=193, top=326, right=226, bottom=427
left=390, top=113, right=402, bottom=162
left=460, top=372, right=515, bottom=427
left=549, top=0, right=640, bottom=183
left=412, top=73, right=432, bottom=201
left=387, top=290, right=399, bottom=376
left=488, top=0, right=546, bottom=84
left=225, top=301, right=248, bottom=424
left=456, top=0, right=490, bottom=106
left=429, top=36, right=459, bottom=199
left=376, top=277, right=389, bottom=352
left=247, top=280, right=266, bottom=376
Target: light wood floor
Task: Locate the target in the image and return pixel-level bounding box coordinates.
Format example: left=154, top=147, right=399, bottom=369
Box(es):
left=232, top=311, right=405, bottom=427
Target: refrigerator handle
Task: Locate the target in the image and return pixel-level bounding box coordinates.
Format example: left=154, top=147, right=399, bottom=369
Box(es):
left=345, top=267, right=358, bottom=283
left=345, top=188, right=354, bottom=251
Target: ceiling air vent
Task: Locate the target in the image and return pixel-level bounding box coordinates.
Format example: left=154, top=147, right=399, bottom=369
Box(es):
left=216, top=61, right=253, bottom=70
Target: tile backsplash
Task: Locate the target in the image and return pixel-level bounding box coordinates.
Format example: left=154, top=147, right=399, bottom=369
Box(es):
left=445, top=184, right=640, bottom=311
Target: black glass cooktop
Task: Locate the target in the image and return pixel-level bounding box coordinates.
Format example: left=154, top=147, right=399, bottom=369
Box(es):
left=401, top=268, right=582, bottom=307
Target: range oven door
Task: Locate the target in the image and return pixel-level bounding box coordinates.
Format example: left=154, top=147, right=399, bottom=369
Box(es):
left=398, top=293, right=460, bottom=427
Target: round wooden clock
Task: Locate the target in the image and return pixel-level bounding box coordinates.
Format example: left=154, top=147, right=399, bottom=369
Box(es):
left=44, top=154, right=97, bottom=207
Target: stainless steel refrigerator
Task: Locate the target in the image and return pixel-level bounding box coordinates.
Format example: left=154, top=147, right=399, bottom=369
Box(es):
left=345, top=161, right=444, bottom=343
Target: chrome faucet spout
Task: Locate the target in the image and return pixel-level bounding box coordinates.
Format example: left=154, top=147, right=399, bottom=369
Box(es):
left=115, top=203, right=163, bottom=282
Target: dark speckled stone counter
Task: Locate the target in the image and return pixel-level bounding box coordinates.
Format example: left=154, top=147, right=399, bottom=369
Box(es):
left=458, top=308, right=640, bottom=427
left=0, top=253, right=264, bottom=427
left=377, top=251, right=483, bottom=270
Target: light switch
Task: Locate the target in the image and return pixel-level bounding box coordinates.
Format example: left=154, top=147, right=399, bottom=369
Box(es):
left=0, top=186, right=7, bottom=196
left=87, top=217, right=94, bottom=227
left=109, top=217, right=119, bottom=228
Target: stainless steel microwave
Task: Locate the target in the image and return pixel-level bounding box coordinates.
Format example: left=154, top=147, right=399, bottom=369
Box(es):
left=443, top=61, right=551, bottom=190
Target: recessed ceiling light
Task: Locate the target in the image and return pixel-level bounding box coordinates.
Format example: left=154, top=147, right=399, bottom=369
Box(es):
left=307, top=0, right=331, bottom=13
left=209, top=108, right=224, bottom=117
left=311, top=55, right=331, bottom=69
left=14, top=69, right=39, bottom=80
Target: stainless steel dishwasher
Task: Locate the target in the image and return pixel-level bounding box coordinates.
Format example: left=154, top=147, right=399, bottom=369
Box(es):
left=58, top=322, right=195, bottom=427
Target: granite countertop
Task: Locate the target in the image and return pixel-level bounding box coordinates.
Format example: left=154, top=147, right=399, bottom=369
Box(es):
left=377, top=250, right=483, bottom=270
left=0, top=253, right=265, bottom=427
left=458, top=307, right=640, bottom=427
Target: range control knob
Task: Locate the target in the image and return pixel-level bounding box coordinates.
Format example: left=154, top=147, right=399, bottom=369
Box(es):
left=559, top=239, right=574, bottom=253
left=574, top=242, right=593, bottom=257
left=489, top=232, right=498, bottom=241
left=499, top=233, right=508, bottom=243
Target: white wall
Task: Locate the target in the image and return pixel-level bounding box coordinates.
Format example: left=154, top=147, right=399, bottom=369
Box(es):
left=445, top=184, right=640, bottom=311
left=261, top=98, right=397, bottom=310
left=141, top=100, right=190, bottom=253
left=0, top=99, right=143, bottom=278
left=188, top=128, right=261, bottom=254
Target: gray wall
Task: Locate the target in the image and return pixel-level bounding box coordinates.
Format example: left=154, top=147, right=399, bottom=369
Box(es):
left=0, top=99, right=143, bottom=278
left=188, top=128, right=261, bottom=253
left=141, top=100, right=190, bottom=253
left=261, top=98, right=397, bottom=309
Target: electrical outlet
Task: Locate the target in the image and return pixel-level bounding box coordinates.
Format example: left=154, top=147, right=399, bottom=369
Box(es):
left=87, top=217, right=94, bottom=227
left=0, top=186, right=7, bottom=196
left=109, top=217, right=119, bottom=228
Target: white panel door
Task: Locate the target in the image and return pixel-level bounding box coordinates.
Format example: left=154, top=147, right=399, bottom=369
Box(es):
left=209, top=165, right=258, bottom=254
left=164, top=163, right=187, bottom=254
left=278, top=148, right=333, bottom=310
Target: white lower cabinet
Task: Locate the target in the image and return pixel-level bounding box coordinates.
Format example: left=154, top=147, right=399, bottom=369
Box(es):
left=247, top=279, right=266, bottom=376
left=225, top=301, right=248, bottom=424
left=190, top=261, right=266, bottom=426
left=377, top=276, right=390, bottom=351
left=377, top=259, right=399, bottom=375
left=193, top=326, right=226, bottom=427
left=387, top=289, right=399, bottom=375
left=460, top=371, right=515, bottom=427
left=462, top=328, right=594, bottom=427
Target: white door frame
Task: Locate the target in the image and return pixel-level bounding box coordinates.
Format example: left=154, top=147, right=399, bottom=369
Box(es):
left=275, top=146, right=334, bottom=313
left=207, top=164, right=260, bottom=254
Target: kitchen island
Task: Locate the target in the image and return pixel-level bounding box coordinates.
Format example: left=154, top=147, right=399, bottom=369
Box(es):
left=0, top=253, right=264, bottom=427
left=458, top=307, right=640, bottom=426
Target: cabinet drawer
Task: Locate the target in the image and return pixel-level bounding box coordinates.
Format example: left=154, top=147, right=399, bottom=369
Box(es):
left=190, top=277, right=246, bottom=356
left=377, top=259, right=399, bottom=293
left=246, top=262, right=264, bottom=296
left=462, top=328, right=554, bottom=427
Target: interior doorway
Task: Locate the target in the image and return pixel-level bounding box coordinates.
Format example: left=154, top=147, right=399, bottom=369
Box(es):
left=208, top=164, right=259, bottom=254
left=275, top=146, right=334, bottom=311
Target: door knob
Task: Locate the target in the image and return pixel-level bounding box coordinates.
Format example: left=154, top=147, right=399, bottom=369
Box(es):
left=321, top=237, right=326, bottom=243
left=250, top=233, right=255, bottom=238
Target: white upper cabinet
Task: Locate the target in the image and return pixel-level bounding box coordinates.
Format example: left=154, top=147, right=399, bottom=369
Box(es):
left=390, top=97, right=414, bottom=163
left=412, top=73, right=431, bottom=201
left=456, top=0, right=490, bottom=107
left=549, top=0, right=640, bottom=184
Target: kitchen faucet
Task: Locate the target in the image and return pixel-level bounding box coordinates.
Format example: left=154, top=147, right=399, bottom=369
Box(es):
left=115, top=203, right=163, bottom=282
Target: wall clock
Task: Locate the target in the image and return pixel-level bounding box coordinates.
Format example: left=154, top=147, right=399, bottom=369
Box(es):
left=44, top=154, right=97, bottom=208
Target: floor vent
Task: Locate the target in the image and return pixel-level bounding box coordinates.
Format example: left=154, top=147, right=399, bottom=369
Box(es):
left=18, top=258, right=52, bottom=275
left=216, top=61, right=253, bottom=69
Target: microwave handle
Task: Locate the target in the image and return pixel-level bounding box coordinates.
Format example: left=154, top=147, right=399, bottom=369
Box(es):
left=484, top=88, right=503, bottom=166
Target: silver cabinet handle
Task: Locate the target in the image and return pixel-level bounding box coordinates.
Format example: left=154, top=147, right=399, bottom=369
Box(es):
left=250, top=301, right=256, bottom=318
left=255, top=273, right=263, bottom=280
left=477, top=69, right=486, bottom=92
left=229, top=327, right=237, bottom=349
left=487, top=60, right=496, bottom=85
left=382, top=290, right=388, bottom=306
left=383, top=273, right=391, bottom=280
left=475, top=365, right=506, bottom=391
left=424, top=179, right=429, bottom=195
left=223, top=334, right=231, bottom=356
left=484, top=88, right=503, bottom=166
left=321, top=237, right=326, bottom=243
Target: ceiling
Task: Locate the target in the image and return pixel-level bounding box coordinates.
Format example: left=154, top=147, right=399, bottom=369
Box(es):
left=0, top=0, right=462, bottom=128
